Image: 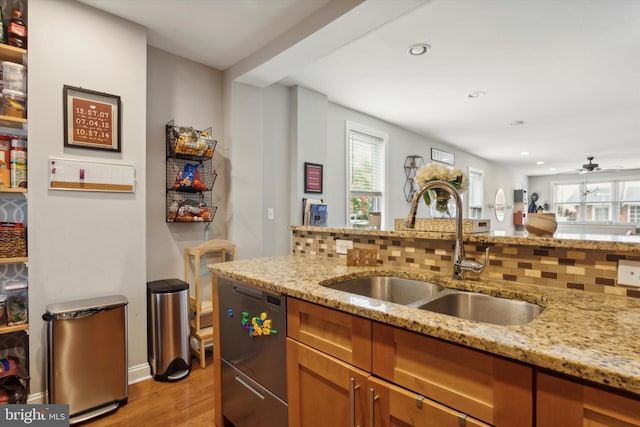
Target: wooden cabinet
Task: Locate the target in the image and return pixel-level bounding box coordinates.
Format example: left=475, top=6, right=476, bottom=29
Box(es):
left=287, top=297, right=371, bottom=371
left=287, top=337, right=490, bottom=427
left=372, top=323, right=533, bottom=426
left=367, top=376, right=490, bottom=427
left=287, top=299, right=640, bottom=427
left=287, top=299, right=533, bottom=426
left=287, top=339, right=368, bottom=427
left=537, top=372, right=640, bottom=426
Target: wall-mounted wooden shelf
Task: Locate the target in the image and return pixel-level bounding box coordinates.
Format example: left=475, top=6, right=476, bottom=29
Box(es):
left=0, top=188, right=27, bottom=194
left=0, top=44, right=26, bottom=63
left=0, top=323, right=28, bottom=335
left=0, top=256, right=27, bottom=264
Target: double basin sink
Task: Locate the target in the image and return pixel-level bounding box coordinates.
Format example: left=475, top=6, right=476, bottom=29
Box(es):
left=325, top=276, right=544, bottom=326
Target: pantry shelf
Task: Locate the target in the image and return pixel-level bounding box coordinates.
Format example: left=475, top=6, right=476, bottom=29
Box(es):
left=0, top=256, right=27, bottom=264
left=0, top=323, right=28, bottom=335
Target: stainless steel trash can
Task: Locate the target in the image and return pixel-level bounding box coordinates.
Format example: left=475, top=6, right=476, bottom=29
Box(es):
left=43, top=295, right=128, bottom=425
left=147, top=278, right=190, bottom=381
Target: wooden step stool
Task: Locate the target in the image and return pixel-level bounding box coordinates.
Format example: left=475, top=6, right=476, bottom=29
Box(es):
left=184, top=239, right=237, bottom=368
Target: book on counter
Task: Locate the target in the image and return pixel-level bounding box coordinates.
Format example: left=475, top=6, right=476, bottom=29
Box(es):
left=302, top=198, right=327, bottom=226
left=309, top=203, right=328, bottom=226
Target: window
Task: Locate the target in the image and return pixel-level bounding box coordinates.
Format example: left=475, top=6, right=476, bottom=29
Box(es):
left=554, top=183, right=581, bottom=221
left=619, top=180, right=640, bottom=222
left=467, top=167, right=484, bottom=219
left=553, top=178, right=640, bottom=223
left=346, top=121, right=387, bottom=227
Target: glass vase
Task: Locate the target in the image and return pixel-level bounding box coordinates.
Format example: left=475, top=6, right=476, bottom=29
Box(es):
left=429, top=190, right=456, bottom=218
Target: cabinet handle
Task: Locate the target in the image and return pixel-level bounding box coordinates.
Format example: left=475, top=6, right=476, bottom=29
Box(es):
left=369, top=387, right=379, bottom=427
left=350, top=378, right=360, bottom=427
left=458, top=413, right=467, bottom=426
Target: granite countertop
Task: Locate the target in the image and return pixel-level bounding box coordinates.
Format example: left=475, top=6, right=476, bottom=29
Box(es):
left=211, top=254, right=640, bottom=396
left=290, top=225, right=640, bottom=252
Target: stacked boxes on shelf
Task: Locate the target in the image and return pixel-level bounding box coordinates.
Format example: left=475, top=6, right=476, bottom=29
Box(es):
left=0, top=9, right=29, bottom=402
left=0, top=132, right=26, bottom=189
left=0, top=59, right=27, bottom=190
left=0, top=281, right=27, bottom=327
left=1, top=61, right=26, bottom=119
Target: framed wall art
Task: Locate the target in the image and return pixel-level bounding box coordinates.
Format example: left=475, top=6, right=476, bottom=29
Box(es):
left=304, top=162, right=323, bottom=194
left=431, top=147, right=455, bottom=166
left=63, top=85, right=122, bottom=152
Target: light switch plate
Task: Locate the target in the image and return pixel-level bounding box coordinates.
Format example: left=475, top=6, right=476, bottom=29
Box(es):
left=335, top=239, right=353, bottom=255
left=618, top=259, right=640, bottom=287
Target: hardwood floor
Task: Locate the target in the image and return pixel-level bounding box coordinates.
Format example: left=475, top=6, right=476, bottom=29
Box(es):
left=85, top=354, right=215, bottom=427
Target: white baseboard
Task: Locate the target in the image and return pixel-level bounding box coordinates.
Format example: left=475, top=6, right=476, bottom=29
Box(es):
left=128, top=362, right=152, bottom=384
left=27, top=391, right=46, bottom=404
left=27, top=363, right=152, bottom=404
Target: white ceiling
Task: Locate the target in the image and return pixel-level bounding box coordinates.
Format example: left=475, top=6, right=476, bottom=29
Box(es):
left=79, top=0, right=640, bottom=177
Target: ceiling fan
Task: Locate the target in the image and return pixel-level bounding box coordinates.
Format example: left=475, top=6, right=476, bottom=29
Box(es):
left=561, top=156, right=622, bottom=175
left=580, top=156, right=600, bottom=174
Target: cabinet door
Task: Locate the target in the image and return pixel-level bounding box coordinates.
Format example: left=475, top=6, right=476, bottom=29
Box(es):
left=372, top=323, right=533, bottom=426
left=367, top=376, right=490, bottom=427
left=287, top=338, right=369, bottom=427
left=287, top=298, right=371, bottom=370
left=537, top=372, right=640, bottom=426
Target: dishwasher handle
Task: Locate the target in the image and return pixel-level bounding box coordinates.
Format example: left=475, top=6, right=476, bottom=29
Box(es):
left=232, top=284, right=265, bottom=301
left=234, top=375, right=266, bottom=400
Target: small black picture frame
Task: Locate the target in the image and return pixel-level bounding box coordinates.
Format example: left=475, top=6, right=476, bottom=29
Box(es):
left=304, top=162, right=323, bottom=194
left=63, top=85, right=122, bottom=152
left=431, top=147, right=455, bottom=166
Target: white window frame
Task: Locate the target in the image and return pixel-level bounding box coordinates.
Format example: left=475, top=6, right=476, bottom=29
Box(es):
left=551, top=175, right=640, bottom=223
left=467, top=167, right=484, bottom=219
left=345, top=121, right=389, bottom=227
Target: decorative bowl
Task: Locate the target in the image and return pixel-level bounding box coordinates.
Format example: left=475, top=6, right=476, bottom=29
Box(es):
left=526, top=213, right=557, bottom=237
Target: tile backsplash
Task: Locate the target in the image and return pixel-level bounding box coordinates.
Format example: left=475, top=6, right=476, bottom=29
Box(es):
left=292, top=229, right=640, bottom=298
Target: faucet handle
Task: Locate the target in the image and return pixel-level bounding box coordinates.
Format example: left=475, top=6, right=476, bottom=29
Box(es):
left=459, top=247, right=490, bottom=274
left=480, top=246, right=490, bottom=266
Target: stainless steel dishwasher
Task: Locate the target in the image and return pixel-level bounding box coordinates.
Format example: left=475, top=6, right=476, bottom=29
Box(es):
left=218, top=278, right=287, bottom=427
left=43, top=295, right=128, bottom=425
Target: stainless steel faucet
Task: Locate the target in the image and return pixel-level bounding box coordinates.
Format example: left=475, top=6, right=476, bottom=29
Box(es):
left=405, top=180, right=489, bottom=280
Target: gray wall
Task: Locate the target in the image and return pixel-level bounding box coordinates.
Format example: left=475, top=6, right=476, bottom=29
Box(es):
left=262, top=84, right=291, bottom=256
left=227, top=80, right=528, bottom=259
left=146, top=46, right=226, bottom=281
left=326, top=102, right=527, bottom=231
left=29, top=0, right=147, bottom=397
left=227, top=82, right=265, bottom=259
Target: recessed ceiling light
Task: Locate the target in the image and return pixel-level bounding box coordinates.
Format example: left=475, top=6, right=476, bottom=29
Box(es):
left=520, top=151, right=529, bottom=156
left=549, top=167, right=556, bottom=171
left=468, top=91, right=485, bottom=98
left=510, top=120, right=526, bottom=126
left=407, top=43, right=430, bottom=56
left=536, top=161, right=545, bottom=165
